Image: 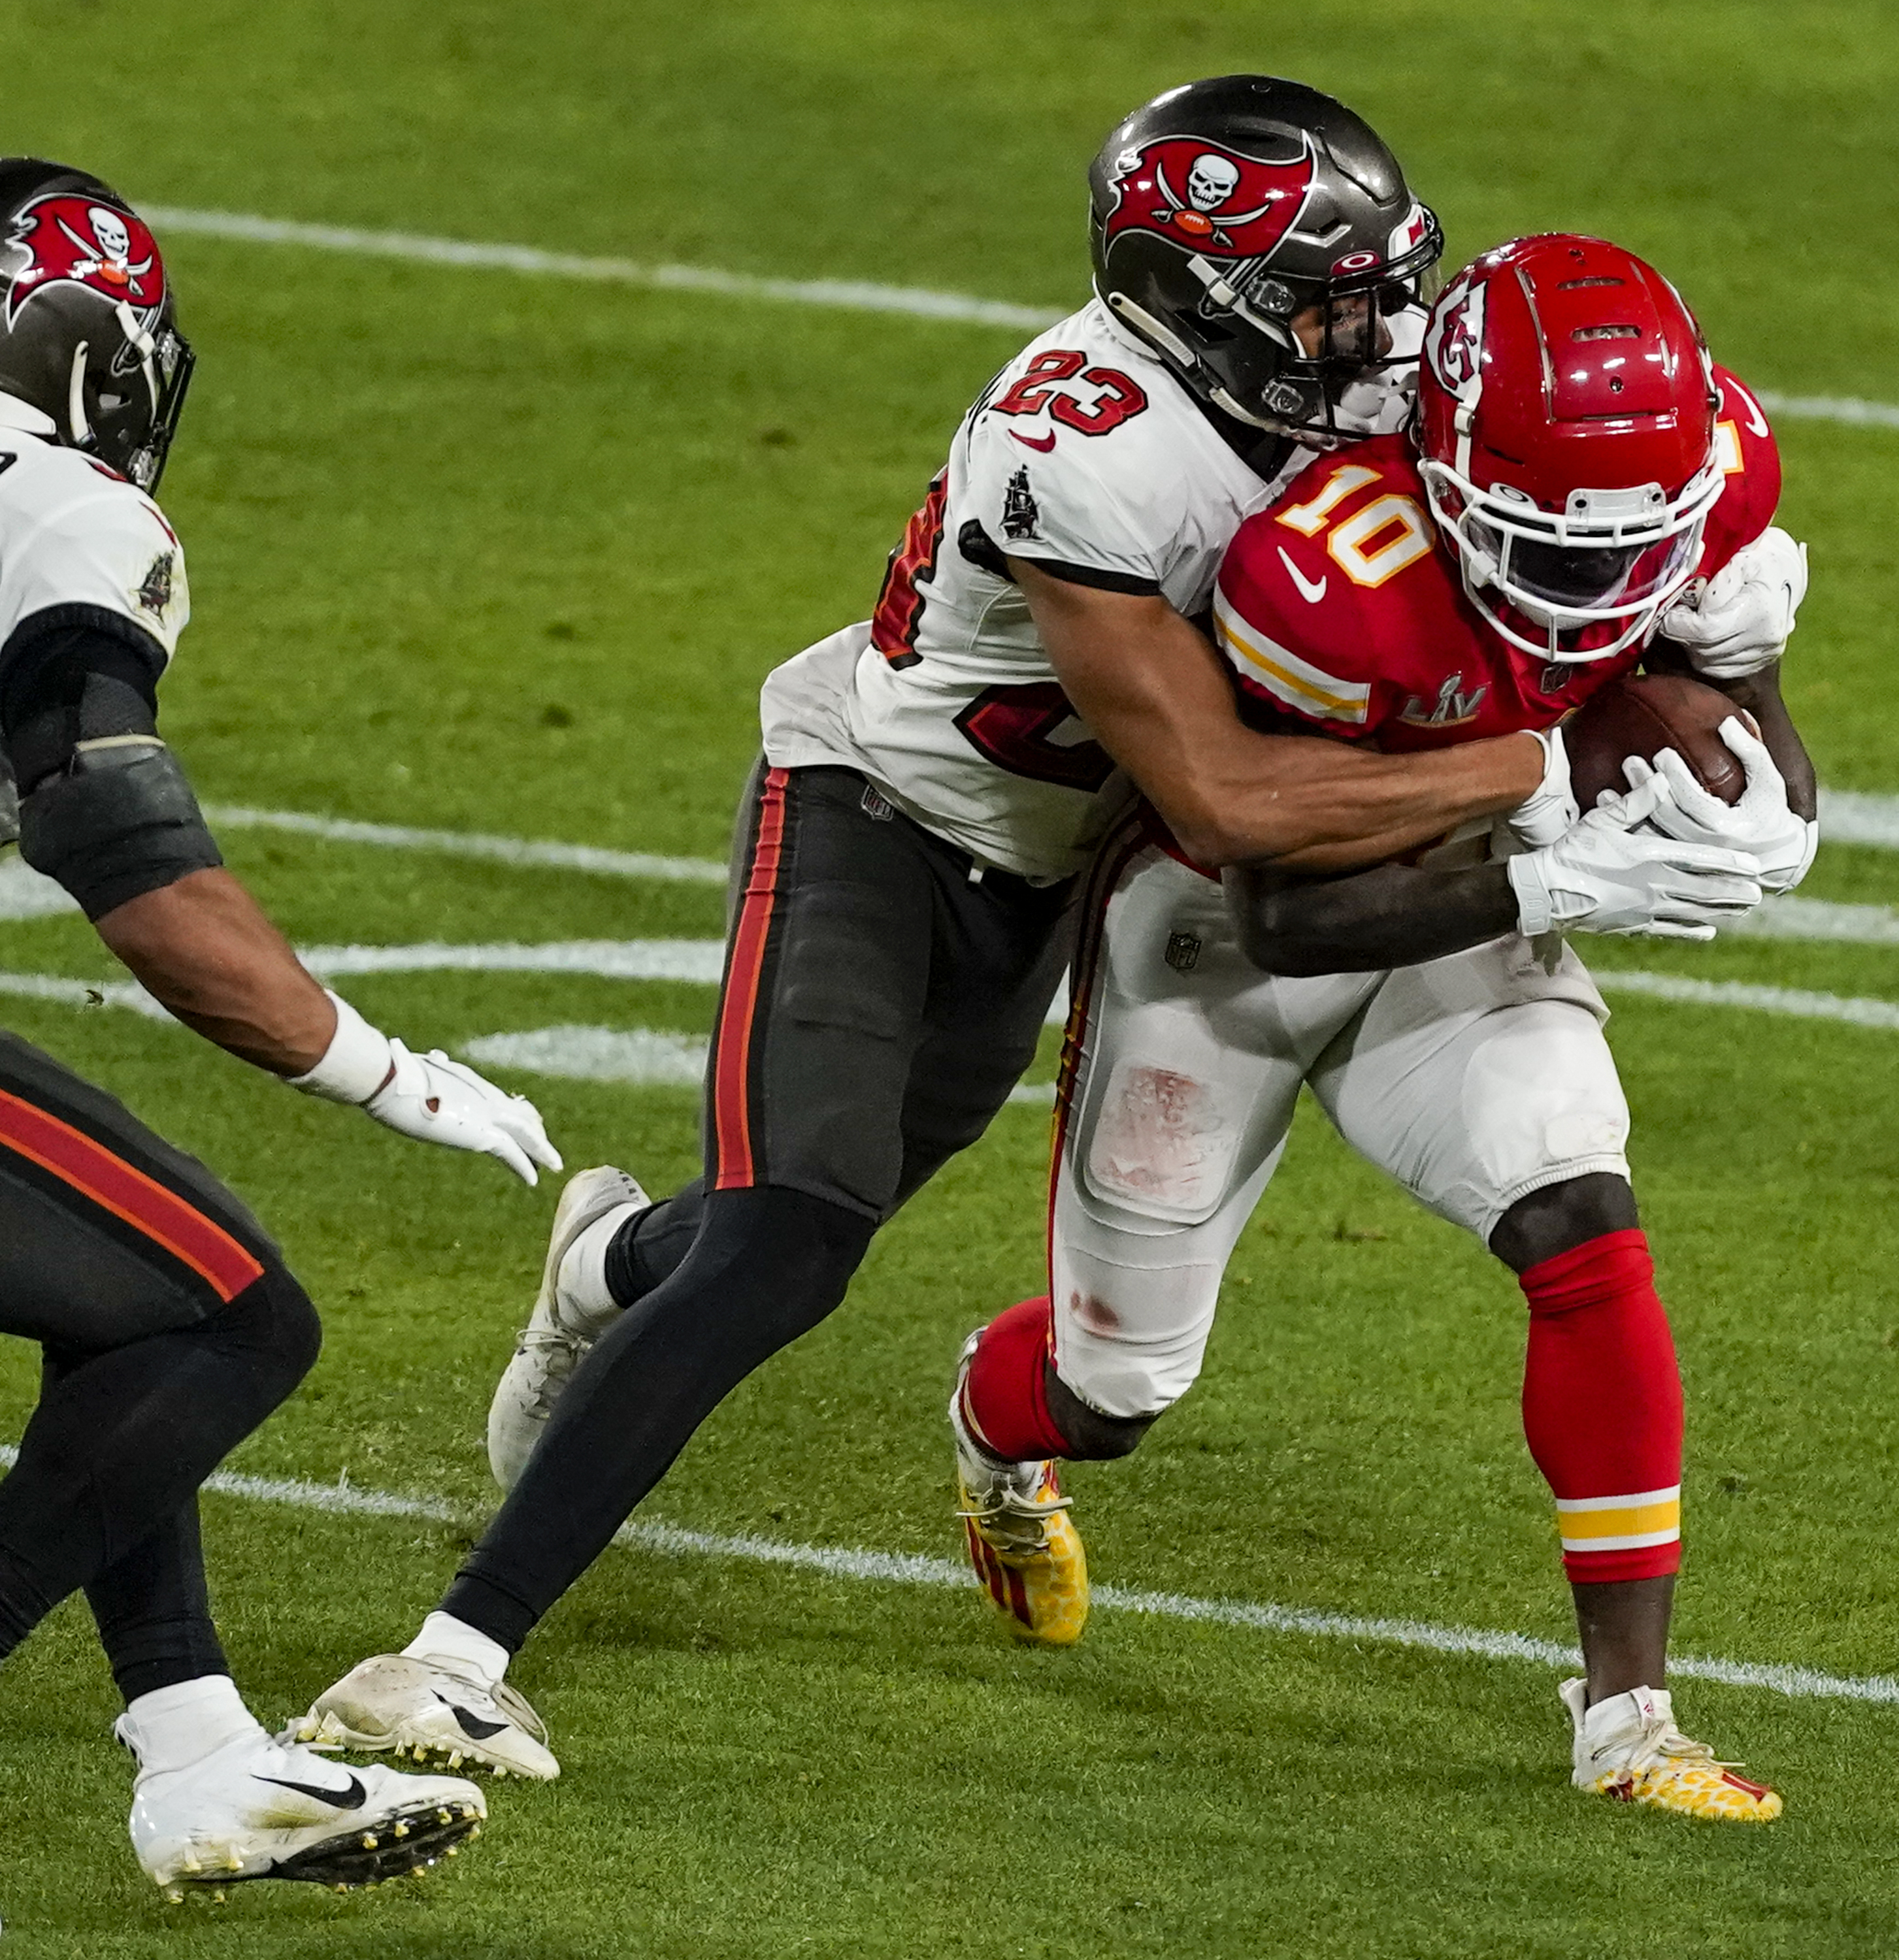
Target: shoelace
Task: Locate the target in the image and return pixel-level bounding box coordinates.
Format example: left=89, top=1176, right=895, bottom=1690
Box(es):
left=428, top=1658, right=552, bottom=1748
left=1602, top=1711, right=1745, bottom=1778
left=512, top=1324, right=591, bottom=1415
left=956, top=1476, right=1073, bottom=1553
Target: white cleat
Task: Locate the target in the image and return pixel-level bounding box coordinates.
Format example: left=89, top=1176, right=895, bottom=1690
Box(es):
left=118, top=1722, right=486, bottom=1893
left=283, top=1654, right=560, bottom=1782
left=487, top=1164, right=650, bottom=1490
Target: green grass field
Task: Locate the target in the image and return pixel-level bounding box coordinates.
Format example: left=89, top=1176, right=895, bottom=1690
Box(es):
left=2, top=2, right=1899, bottom=1952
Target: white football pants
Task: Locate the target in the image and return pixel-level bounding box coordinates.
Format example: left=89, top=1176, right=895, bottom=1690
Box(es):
left=1051, top=838, right=1632, bottom=1420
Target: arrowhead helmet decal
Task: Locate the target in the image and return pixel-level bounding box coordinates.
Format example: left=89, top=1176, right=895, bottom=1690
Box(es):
left=1100, top=135, right=1316, bottom=257
left=4, top=194, right=165, bottom=329
left=1423, top=270, right=1485, bottom=400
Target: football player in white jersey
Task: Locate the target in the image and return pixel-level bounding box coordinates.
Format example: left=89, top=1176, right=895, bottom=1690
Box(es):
left=298, top=78, right=1583, bottom=1774
left=0, top=161, right=563, bottom=1892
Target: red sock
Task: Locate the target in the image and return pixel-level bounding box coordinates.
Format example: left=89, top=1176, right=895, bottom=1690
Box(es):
left=1519, top=1229, right=1683, bottom=1584
left=960, top=1296, right=1070, bottom=1462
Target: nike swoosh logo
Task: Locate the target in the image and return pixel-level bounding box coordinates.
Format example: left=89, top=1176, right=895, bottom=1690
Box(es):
left=1727, top=378, right=1770, bottom=437
left=254, top=1772, right=367, bottom=1811
left=434, top=1690, right=508, bottom=1740
left=1010, top=429, right=1057, bottom=453
left=1277, top=546, right=1327, bottom=604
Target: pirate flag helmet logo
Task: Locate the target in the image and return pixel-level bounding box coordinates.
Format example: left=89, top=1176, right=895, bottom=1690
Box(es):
left=0, top=159, right=194, bottom=491
left=1098, top=135, right=1316, bottom=258
left=1087, top=76, right=1442, bottom=447
left=4, top=196, right=166, bottom=327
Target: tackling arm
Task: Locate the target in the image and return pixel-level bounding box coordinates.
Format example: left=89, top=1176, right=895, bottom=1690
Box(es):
left=1012, top=559, right=1544, bottom=870
left=1225, top=857, right=1517, bottom=976
left=1228, top=768, right=1766, bottom=975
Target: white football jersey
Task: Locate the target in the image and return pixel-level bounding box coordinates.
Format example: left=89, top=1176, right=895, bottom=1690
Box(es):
left=0, top=395, right=190, bottom=664
left=759, top=299, right=1306, bottom=881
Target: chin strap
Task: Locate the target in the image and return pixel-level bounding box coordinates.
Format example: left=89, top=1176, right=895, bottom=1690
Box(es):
left=66, top=341, right=90, bottom=445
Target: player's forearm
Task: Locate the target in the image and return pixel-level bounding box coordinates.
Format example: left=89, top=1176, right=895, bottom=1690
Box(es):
left=1704, top=665, right=1815, bottom=821
left=1225, top=859, right=1519, bottom=976
left=93, top=867, right=337, bottom=1074
left=1164, top=730, right=1541, bottom=871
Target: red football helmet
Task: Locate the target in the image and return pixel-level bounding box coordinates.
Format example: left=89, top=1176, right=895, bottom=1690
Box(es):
left=1415, top=235, right=1721, bottom=661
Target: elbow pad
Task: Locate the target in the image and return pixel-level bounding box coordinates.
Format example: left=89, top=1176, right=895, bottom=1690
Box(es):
left=18, top=739, right=223, bottom=920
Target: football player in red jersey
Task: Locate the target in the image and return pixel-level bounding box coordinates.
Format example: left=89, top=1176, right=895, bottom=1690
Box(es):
left=951, top=235, right=1811, bottom=1821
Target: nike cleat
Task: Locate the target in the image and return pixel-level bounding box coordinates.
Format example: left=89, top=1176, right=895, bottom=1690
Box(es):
left=1561, top=1678, right=1783, bottom=1822
left=951, top=1330, right=1089, bottom=1646
left=487, top=1164, right=650, bottom=1490
left=116, top=1723, right=486, bottom=1895
left=284, top=1654, right=559, bottom=1782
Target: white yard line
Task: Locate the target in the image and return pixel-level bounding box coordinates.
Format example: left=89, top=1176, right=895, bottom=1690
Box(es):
left=1753, top=391, right=1899, bottom=433
left=1817, top=788, right=1899, bottom=851
left=1597, top=970, right=1899, bottom=1030
left=0, top=1444, right=1879, bottom=1705
left=1725, top=895, right=1899, bottom=944
left=142, top=205, right=1899, bottom=429
left=201, top=806, right=727, bottom=884
left=298, top=939, right=729, bottom=983
left=463, top=1021, right=1059, bottom=1100
left=143, top=208, right=1061, bottom=333
left=466, top=1023, right=710, bottom=1086
left=3, top=940, right=1898, bottom=1058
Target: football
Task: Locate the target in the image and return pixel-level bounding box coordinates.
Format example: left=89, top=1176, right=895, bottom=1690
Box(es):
left=1562, top=671, right=1751, bottom=812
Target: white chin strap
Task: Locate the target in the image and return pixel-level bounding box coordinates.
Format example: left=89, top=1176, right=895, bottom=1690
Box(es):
left=66, top=341, right=90, bottom=444
left=63, top=306, right=161, bottom=454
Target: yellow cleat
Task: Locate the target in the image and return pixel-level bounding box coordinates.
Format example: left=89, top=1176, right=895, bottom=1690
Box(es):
left=1561, top=1680, right=1782, bottom=1822
left=956, top=1462, right=1089, bottom=1646
left=948, top=1323, right=1089, bottom=1645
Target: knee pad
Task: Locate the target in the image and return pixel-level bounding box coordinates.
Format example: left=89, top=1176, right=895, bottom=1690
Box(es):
left=684, top=1186, right=876, bottom=1350
left=1050, top=1247, right=1222, bottom=1422
left=212, top=1263, right=323, bottom=1399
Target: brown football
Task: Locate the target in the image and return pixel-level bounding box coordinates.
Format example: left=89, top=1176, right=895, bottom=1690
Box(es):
left=1563, top=672, right=1750, bottom=812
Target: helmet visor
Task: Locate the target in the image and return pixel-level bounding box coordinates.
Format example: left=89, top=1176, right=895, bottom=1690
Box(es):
left=1475, top=522, right=1703, bottom=615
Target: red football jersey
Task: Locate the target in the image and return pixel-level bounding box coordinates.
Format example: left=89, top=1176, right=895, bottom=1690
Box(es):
left=1211, top=367, right=1780, bottom=753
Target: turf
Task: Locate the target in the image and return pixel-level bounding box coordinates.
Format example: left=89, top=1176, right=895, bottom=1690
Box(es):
left=0, top=2, right=1897, bottom=1953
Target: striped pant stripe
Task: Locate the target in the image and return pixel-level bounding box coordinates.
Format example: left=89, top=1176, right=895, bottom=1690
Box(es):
left=0, top=1087, right=264, bottom=1303
left=711, top=766, right=791, bottom=1189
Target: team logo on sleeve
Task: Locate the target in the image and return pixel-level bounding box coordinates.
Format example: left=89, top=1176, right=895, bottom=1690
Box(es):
left=1101, top=137, right=1315, bottom=256
left=1000, top=466, right=1040, bottom=542
left=3, top=196, right=165, bottom=327
left=135, top=551, right=178, bottom=618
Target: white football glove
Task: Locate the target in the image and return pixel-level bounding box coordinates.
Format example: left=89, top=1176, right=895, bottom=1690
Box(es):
left=1507, top=771, right=1764, bottom=941
left=289, top=992, right=563, bottom=1186
left=1657, top=527, right=1808, bottom=679
left=1504, top=725, right=1579, bottom=850
left=1624, top=719, right=1819, bottom=894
